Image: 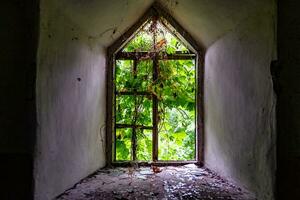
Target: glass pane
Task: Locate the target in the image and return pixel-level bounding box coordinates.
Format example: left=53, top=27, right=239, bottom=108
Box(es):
left=116, top=95, right=152, bottom=126
left=116, top=128, right=132, bottom=161
left=157, top=59, right=196, bottom=161
left=137, top=60, right=153, bottom=91
left=137, top=129, right=152, bottom=161
left=115, top=60, right=133, bottom=92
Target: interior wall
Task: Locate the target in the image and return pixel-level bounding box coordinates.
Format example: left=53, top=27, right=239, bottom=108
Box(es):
left=204, top=3, right=276, bottom=200
left=277, top=0, right=300, bottom=199
left=34, top=1, right=157, bottom=199
left=34, top=1, right=106, bottom=199
left=33, top=0, right=279, bottom=199
left=0, top=1, right=38, bottom=199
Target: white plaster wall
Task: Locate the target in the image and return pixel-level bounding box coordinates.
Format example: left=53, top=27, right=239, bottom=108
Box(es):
left=34, top=0, right=277, bottom=199
left=204, top=6, right=276, bottom=200
left=34, top=1, right=106, bottom=199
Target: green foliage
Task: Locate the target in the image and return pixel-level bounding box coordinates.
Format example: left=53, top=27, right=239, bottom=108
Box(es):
left=137, top=129, right=152, bottom=161
left=157, top=59, right=196, bottom=160
left=116, top=95, right=152, bottom=126
left=158, top=107, right=195, bottom=160
left=123, top=19, right=188, bottom=53
left=116, top=129, right=132, bottom=160
left=115, top=18, right=196, bottom=161
left=123, top=31, right=153, bottom=52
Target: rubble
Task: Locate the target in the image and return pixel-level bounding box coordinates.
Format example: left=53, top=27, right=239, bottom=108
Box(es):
left=57, top=165, right=255, bottom=200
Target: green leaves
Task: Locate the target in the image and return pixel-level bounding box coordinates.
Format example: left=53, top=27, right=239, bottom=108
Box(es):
left=115, top=60, right=153, bottom=92
left=137, top=60, right=153, bottom=91
left=116, top=96, right=152, bottom=126
left=123, top=28, right=153, bottom=52
left=115, top=18, right=196, bottom=162
left=158, top=107, right=195, bottom=161
left=116, top=129, right=132, bottom=161
left=137, top=130, right=152, bottom=161
left=157, top=60, right=195, bottom=110
left=115, top=60, right=133, bottom=92
left=122, top=19, right=189, bottom=53
left=156, top=60, right=196, bottom=161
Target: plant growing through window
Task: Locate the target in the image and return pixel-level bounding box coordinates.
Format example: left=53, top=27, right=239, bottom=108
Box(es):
left=107, top=5, right=204, bottom=164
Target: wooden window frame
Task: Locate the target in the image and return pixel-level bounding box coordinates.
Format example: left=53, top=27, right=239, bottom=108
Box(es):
left=106, top=2, right=205, bottom=166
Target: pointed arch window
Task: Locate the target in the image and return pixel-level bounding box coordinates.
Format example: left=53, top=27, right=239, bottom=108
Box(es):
left=106, top=3, right=204, bottom=165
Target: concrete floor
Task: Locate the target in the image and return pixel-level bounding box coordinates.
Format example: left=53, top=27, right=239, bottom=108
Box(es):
left=57, top=164, right=255, bottom=200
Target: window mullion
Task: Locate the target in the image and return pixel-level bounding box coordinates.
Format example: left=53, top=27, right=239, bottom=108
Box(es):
left=111, top=10, right=203, bottom=164
left=132, top=59, right=138, bottom=161
left=152, top=55, right=159, bottom=162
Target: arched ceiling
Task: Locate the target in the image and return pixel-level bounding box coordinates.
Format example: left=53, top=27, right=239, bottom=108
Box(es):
left=43, top=0, right=273, bottom=48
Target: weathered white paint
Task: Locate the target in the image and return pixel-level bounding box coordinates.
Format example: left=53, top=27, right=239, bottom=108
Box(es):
left=204, top=5, right=276, bottom=200
left=50, top=0, right=274, bottom=48
left=35, top=0, right=277, bottom=199
left=35, top=1, right=106, bottom=199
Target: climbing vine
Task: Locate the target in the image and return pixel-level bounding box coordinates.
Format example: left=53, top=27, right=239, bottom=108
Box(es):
left=115, top=18, right=195, bottom=161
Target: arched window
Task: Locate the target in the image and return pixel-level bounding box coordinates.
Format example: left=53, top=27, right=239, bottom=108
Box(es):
left=107, top=3, right=204, bottom=165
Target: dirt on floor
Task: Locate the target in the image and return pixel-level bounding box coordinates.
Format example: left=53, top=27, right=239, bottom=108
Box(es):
left=56, top=164, right=256, bottom=200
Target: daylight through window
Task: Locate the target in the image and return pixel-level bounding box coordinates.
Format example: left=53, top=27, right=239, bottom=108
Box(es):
left=113, top=17, right=197, bottom=162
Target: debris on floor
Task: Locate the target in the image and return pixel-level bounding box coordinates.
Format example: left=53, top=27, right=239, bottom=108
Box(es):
left=57, top=164, right=256, bottom=200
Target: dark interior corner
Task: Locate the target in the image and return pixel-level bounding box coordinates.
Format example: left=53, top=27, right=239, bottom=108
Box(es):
left=0, top=0, right=38, bottom=199
left=1, top=0, right=300, bottom=199
left=277, top=0, right=300, bottom=199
